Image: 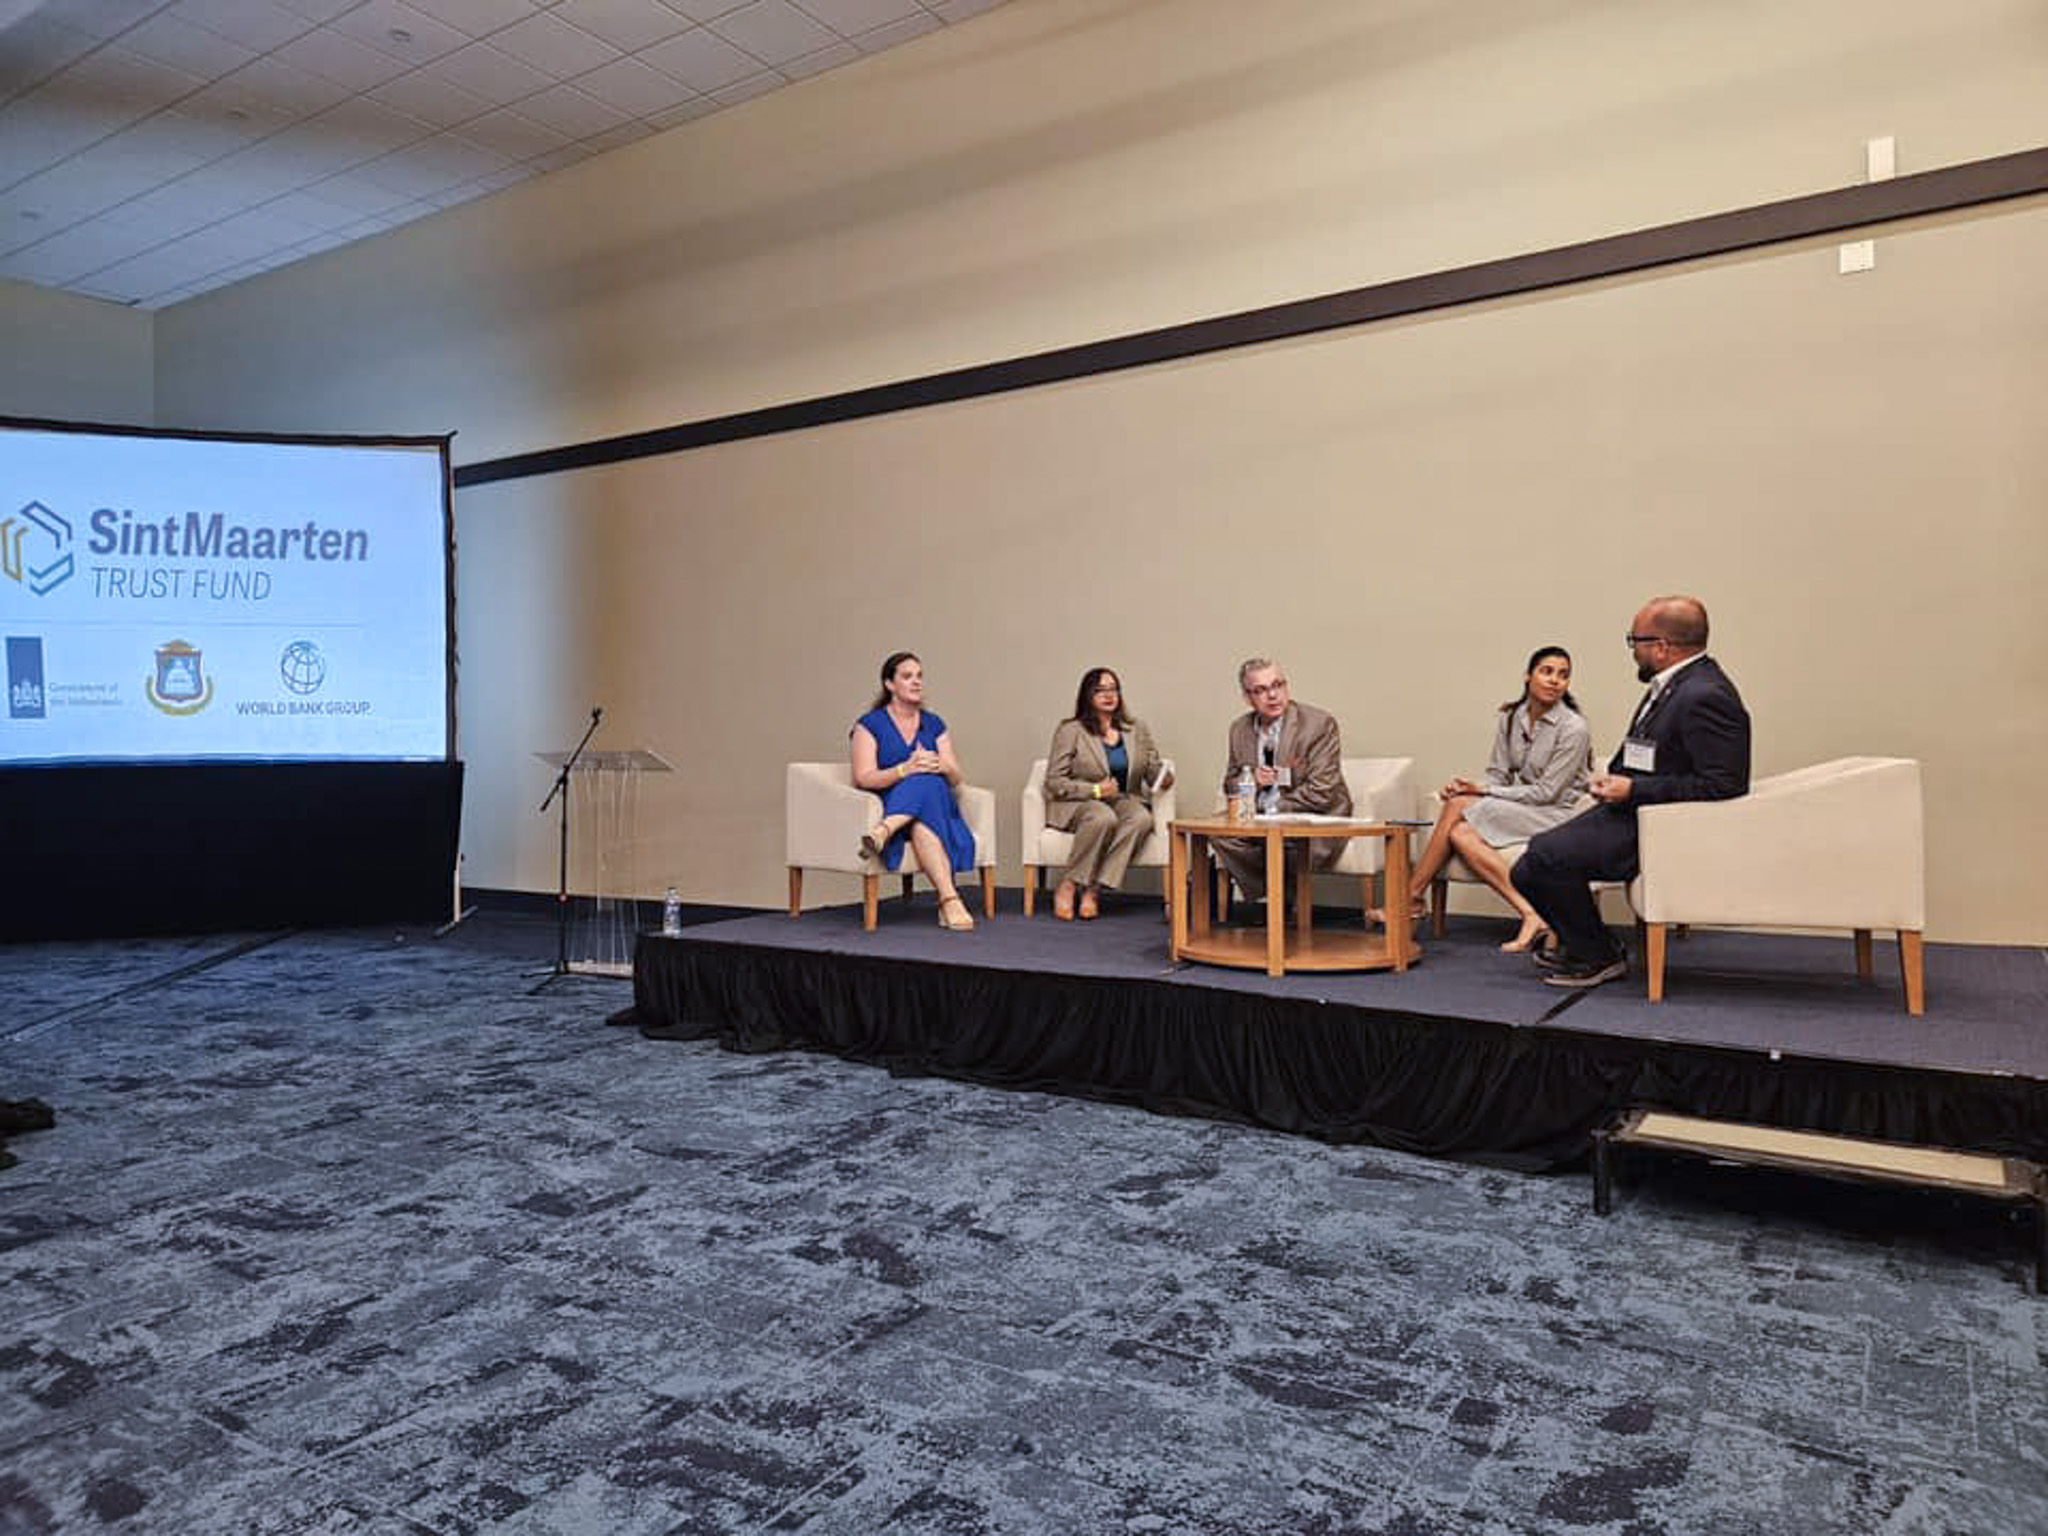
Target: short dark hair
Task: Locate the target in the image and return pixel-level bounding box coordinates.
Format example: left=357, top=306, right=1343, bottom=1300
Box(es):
left=869, top=651, right=919, bottom=712
left=1072, top=667, right=1130, bottom=734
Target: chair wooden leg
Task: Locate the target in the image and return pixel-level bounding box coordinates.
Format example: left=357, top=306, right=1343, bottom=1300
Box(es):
left=1023, top=866, right=1038, bottom=918
left=1854, top=929, right=1873, bottom=980
left=1899, top=930, right=1925, bottom=1015
left=787, top=866, right=803, bottom=918
left=980, top=866, right=995, bottom=919
left=1644, top=921, right=1667, bottom=1002
left=1430, top=877, right=1448, bottom=939
left=862, top=874, right=880, bottom=931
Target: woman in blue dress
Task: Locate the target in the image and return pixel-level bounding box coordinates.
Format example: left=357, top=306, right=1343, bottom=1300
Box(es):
left=850, top=651, right=980, bottom=931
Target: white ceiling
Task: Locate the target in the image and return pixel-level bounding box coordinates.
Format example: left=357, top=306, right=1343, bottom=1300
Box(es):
left=0, top=0, right=1010, bottom=310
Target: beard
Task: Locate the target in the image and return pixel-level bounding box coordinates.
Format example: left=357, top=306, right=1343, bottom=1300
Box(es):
left=1636, top=660, right=1658, bottom=683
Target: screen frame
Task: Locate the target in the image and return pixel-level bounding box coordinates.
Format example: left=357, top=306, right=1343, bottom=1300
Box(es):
left=2, top=412, right=458, bottom=766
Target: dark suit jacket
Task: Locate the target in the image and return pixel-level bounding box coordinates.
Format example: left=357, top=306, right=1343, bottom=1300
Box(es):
left=1615, top=655, right=1751, bottom=807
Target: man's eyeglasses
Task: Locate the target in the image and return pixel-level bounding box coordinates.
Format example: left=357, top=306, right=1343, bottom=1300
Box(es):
left=1623, top=633, right=1668, bottom=648
left=1247, top=681, right=1288, bottom=696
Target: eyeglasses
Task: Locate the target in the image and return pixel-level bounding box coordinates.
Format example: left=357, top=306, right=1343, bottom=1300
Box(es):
left=1092, top=686, right=1120, bottom=696
left=1247, top=681, right=1288, bottom=696
left=1623, top=633, right=1668, bottom=648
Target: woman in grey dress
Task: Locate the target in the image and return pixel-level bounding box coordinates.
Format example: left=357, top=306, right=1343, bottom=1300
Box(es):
left=1374, top=646, right=1592, bottom=952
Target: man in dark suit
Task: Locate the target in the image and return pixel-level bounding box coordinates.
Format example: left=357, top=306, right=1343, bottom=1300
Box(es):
left=1511, top=595, right=1751, bottom=989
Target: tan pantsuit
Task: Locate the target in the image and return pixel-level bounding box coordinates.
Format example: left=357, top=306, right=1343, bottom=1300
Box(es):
left=1044, top=717, right=1164, bottom=890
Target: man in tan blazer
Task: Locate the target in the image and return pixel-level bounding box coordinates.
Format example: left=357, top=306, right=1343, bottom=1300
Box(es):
left=1214, top=657, right=1352, bottom=904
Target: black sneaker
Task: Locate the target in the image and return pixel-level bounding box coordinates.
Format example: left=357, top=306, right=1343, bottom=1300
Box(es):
left=1542, top=956, right=1628, bottom=990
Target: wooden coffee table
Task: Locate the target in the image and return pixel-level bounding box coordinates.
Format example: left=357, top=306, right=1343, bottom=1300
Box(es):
left=1168, top=814, right=1419, bottom=977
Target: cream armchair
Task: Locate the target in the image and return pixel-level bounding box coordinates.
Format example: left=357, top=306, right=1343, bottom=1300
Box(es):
left=1020, top=758, right=1177, bottom=916
left=1326, top=758, right=1422, bottom=905
left=785, top=762, right=997, bottom=931
left=1630, top=757, right=1926, bottom=1012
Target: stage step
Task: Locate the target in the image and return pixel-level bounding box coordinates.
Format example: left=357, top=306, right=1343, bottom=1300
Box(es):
left=1591, top=1108, right=2047, bottom=1292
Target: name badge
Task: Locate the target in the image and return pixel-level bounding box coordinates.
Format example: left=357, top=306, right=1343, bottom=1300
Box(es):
left=1621, top=738, right=1656, bottom=773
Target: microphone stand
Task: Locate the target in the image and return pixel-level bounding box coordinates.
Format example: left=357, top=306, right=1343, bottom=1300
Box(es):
left=529, top=705, right=602, bottom=992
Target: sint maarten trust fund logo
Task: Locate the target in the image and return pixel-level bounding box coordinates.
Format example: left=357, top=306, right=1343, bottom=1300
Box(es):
left=0, top=501, right=75, bottom=596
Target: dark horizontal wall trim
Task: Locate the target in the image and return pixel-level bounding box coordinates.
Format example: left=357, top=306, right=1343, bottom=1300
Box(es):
left=455, top=147, right=2048, bottom=492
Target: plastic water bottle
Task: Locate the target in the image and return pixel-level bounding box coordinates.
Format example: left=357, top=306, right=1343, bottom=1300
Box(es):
left=1233, top=766, right=1257, bottom=824
left=661, top=887, right=682, bottom=937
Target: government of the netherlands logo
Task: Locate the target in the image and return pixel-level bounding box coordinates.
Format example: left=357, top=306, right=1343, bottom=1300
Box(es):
left=6, top=636, right=44, bottom=719
left=1, top=501, right=75, bottom=595
left=279, top=639, right=326, bottom=696
left=147, top=639, right=213, bottom=715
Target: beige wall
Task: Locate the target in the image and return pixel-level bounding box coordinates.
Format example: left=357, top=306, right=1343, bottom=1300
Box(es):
left=0, top=278, right=153, bottom=425
left=148, top=0, right=2048, bottom=940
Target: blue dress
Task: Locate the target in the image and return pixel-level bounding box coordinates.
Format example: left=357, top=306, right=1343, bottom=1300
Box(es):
left=854, top=707, right=977, bottom=875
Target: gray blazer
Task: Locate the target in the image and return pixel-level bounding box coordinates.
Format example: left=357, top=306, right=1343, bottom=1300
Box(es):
left=1044, top=717, right=1164, bottom=830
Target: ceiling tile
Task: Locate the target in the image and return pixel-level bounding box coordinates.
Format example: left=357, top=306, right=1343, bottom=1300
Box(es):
left=791, top=0, right=921, bottom=31
left=572, top=117, right=649, bottom=153
left=569, top=54, right=694, bottom=117
left=419, top=39, right=555, bottom=102
left=488, top=10, right=621, bottom=76
left=170, top=0, right=324, bottom=52
left=667, top=0, right=751, bottom=20
left=0, top=164, right=138, bottom=225
left=0, top=15, right=102, bottom=103
left=708, top=67, right=779, bottom=106
left=396, top=129, right=511, bottom=179
left=509, top=80, right=625, bottom=137
left=37, top=0, right=177, bottom=42
left=330, top=0, right=473, bottom=64
left=270, top=98, right=433, bottom=170
left=639, top=24, right=756, bottom=92
left=928, top=0, right=1004, bottom=20
left=271, top=0, right=368, bottom=20
left=274, top=27, right=416, bottom=90
left=198, top=55, right=354, bottom=122
left=449, top=105, right=568, bottom=159
left=114, top=12, right=260, bottom=78
left=148, top=102, right=285, bottom=159
left=853, top=11, right=935, bottom=51
left=709, top=0, right=832, bottom=66
left=365, top=67, right=496, bottom=127
left=549, top=0, right=691, bottom=53
left=293, top=172, right=414, bottom=214
left=66, top=48, right=210, bottom=112
left=1, top=229, right=147, bottom=286
left=259, top=187, right=367, bottom=230
left=642, top=93, right=713, bottom=129
left=403, top=0, right=540, bottom=38
left=778, top=39, right=855, bottom=79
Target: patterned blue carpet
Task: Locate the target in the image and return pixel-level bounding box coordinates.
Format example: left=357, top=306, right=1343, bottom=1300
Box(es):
left=2, top=914, right=2043, bottom=1533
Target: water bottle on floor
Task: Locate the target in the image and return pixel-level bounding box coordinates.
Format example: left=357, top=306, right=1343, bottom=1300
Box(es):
left=661, top=887, right=682, bottom=937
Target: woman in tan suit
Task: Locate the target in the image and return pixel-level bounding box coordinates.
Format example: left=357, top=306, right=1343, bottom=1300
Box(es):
left=1042, top=667, right=1174, bottom=920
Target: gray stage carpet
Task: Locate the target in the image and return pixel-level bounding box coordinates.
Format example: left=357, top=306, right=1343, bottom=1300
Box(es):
left=2, top=914, right=2044, bottom=1533
left=724, top=896, right=2048, bottom=1079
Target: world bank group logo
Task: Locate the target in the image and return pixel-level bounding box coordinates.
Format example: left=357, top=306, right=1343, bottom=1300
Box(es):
left=0, top=501, right=75, bottom=596
left=146, top=639, right=213, bottom=715
left=280, top=639, right=327, bottom=696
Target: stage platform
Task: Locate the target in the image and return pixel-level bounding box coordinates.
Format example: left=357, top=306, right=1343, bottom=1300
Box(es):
left=620, top=896, right=2048, bottom=1167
